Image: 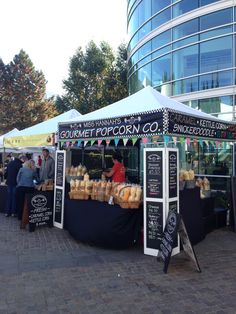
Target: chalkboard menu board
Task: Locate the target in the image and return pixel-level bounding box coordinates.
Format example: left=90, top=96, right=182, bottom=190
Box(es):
left=28, top=191, right=53, bottom=232
left=56, top=152, right=65, bottom=187
left=168, top=151, right=177, bottom=198
left=54, top=188, right=63, bottom=224
left=178, top=219, right=201, bottom=273
left=146, top=201, right=163, bottom=249
left=146, top=151, right=163, bottom=198
left=159, top=211, right=180, bottom=273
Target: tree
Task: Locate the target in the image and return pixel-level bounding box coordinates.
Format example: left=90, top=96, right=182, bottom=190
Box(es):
left=56, top=41, right=128, bottom=114
left=0, top=50, right=57, bottom=133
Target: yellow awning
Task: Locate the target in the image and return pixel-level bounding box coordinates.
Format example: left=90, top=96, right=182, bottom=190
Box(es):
left=4, top=133, right=55, bottom=148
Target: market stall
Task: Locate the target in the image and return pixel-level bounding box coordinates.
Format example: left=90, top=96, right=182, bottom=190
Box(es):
left=57, top=86, right=236, bottom=249
left=0, top=109, right=81, bottom=217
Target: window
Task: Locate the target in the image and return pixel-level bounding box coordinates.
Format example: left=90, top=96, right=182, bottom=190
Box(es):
left=173, top=35, right=199, bottom=49
left=200, top=36, right=233, bottom=73
left=151, top=0, right=171, bottom=15
left=173, top=19, right=198, bottom=40
left=200, top=26, right=233, bottom=41
left=200, top=0, right=221, bottom=6
left=151, top=7, right=171, bottom=30
left=172, top=77, right=198, bottom=95
left=200, top=9, right=232, bottom=31
left=152, top=53, right=171, bottom=86
left=173, top=45, right=198, bottom=80
left=199, top=70, right=233, bottom=90
left=152, top=30, right=171, bottom=51
left=173, top=0, right=198, bottom=18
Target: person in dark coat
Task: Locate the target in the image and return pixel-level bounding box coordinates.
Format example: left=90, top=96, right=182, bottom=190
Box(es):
left=4, top=154, right=26, bottom=217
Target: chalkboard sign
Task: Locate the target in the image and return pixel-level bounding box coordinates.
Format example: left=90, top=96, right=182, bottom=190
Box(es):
left=146, top=151, right=163, bottom=198
left=159, top=211, right=180, bottom=273
left=178, top=219, right=201, bottom=273
left=146, top=201, right=163, bottom=249
left=54, top=188, right=63, bottom=224
left=56, top=152, right=65, bottom=187
left=168, top=151, right=177, bottom=198
left=28, top=191, right=53, bottom=232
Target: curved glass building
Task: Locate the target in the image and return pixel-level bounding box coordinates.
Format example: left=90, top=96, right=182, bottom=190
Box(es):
left=127, top=0, right=236, bottom=121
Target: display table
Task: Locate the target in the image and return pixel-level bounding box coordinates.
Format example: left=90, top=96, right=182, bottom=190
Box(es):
left=64, top=199, right=143, bottom=249
left=0, top=185, right=7, bottom=213
left=179, top=187, right=205, bottom=245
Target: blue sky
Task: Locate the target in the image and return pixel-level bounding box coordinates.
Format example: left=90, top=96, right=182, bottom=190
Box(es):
left=0, top=0, right=127, bottom=96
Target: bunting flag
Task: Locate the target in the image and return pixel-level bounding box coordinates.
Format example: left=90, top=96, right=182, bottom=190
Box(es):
left=84, top=140, right=88, bottom=147
left=152, top=135, right=159, bottom=144
left=186, top=138, right=191, bottom=146
left=90, top=140, right=95, bottom=146
left=98, top=139, right=102, bottom=146
left=193, top=139, right=198, bottom=146
left=123, top=138, right=129, bottom=146
left=114, top=138, right=119, bottom=146
left=106, top=139, right=110, bottom=146
left=199, top=139, right=203, bottom=148
left=223, top=141, right=227, bottom=149
left=215, top=141, right=219, bottom=149
left=142, top=137, right=148, bottom=145
left=179, top=137, right=185, bottom=145
left=132, top=137, right=138, bottom=146
left=66, top=141, right=70, bottom=147
left=204, top=140, right=209, bottom=146
left=164, top=135, right=170, bottom=145
left=172, top=136, right=177, bottom=146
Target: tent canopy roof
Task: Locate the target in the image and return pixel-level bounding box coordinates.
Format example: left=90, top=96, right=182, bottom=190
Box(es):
left=63, top=86, right=219, bottom=124
left=0, top=128, right=20, bottom=147
left=18, top=109, right=81, bottom=136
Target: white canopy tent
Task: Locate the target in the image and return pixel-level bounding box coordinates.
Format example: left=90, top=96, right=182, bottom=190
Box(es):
left=0, top=128, right=20, bottom=148
left=65, top=86, right=219, bottom=123
left=4, top=109, right=81, bottom=149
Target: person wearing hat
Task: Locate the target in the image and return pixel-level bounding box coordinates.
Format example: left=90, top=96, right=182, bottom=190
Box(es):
left=4, top=154, right=26, bottom=217
left=40, top=148, right=55, bottom=182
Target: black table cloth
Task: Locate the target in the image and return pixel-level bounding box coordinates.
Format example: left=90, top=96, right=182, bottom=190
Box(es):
left=0, top=185, right=7, bottom=213
left=64, top=199, right=143, bottom=249
left=179, top=187, right=205, bottom=245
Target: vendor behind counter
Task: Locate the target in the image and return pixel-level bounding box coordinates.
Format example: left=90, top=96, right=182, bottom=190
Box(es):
left=103, top=151, right=126, bottom=183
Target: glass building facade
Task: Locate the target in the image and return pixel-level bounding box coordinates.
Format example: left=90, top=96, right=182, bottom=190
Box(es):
left=127, top=0, right=236, bottom=121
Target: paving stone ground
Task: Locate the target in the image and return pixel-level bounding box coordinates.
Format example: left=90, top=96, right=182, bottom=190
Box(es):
left=0, top=213, right=236, bottom=314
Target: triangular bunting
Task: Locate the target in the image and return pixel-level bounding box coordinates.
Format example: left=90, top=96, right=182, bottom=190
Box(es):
left=132, top=137, right=138, bottom=146
left=164, top=136, right=170, bottom=145
left=123, top=138, right=129, bottom=146
left=179, top=137, right=185, bottom=145
left=98, top=140, right=102, bottom=146
left=84, top=140, right=88, bottom=147
left=77, top=140, right=81, bottom=147
left=66, top=141, right=70, bottom=148
left=106, top=139, right=110, bottom=146
left=152, top=135, right=159, bottom=144
left=199, top=139, right=203, bottom=148
left=204, top=140, right=209, bottom=146
left=186, top=138, right=191, bottom=146
left=172, top=137, right=177, bottom=146
left=142, top=137, right=148, bottom=144
left=90, top=140, right=95, bottom=146
left=114, top=138, right=119, bottom=146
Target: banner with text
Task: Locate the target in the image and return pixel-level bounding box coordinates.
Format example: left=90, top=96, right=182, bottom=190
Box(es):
left=58, top=111, right=164, bottom=141
left=168, top=110, right=236, bottom=140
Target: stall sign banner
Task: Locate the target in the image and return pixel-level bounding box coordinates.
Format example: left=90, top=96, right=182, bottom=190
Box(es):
left=28, top=191, right=53, bottom=232
left=53, top=150, right=66, bottom=229
left=4, top=133, right=54, bottom=148
left=158, top=211, right=181, bottom=273
left=58, top=111, right=164, bottom=141
left=168, top=110, right=236, bottom=140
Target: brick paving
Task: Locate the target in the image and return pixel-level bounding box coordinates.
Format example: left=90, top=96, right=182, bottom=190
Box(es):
left=0, top=213, right=236, bottom=314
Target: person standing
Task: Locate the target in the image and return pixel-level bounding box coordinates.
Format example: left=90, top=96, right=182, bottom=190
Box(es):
left=4, top=154, right=26, bottom=217
left=40, top=148, right=55, bottom=182
left=103, top=151, right=126, bottom=183
left=16, top=160, right=38, bottom=221
left=36, top=155, right=42, bottom=176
